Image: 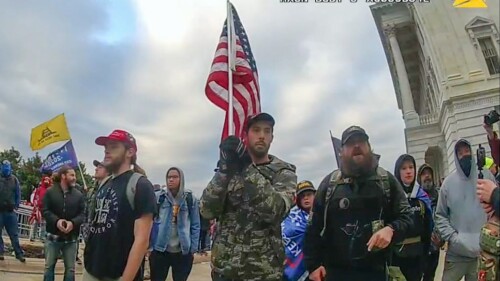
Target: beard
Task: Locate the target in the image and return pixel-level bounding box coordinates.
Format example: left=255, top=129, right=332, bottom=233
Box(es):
left=105, top=152, right=126, bottom=173
left=341, top=150, right=376, bottom=177
left=248, top=142, right=270, bottom=159
left=421, top=179, right=434, bottom=190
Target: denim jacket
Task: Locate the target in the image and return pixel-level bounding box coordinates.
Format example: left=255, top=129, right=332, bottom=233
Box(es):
left=153, top=189, right=200, bottom=255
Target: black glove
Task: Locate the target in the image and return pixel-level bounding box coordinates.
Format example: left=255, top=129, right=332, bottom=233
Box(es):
left=218, top=136, right=247, bottom=175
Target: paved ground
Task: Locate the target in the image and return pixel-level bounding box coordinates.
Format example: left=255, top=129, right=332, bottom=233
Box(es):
left=1, top=252, right=448, bottom=281
left=0, top=262, right=212, bottom=281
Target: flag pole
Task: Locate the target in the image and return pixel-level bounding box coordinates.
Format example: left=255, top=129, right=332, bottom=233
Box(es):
left=329, top=130, right=341, bottom=169
left=227, top=0, right=234, bottom=136
left=77, top=161, right=88, bottom=191
left=70, top=139, right=89, bottom=191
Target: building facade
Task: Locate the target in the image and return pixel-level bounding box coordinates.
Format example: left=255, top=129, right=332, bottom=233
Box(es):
left=371, top=1, right=500, bottom=181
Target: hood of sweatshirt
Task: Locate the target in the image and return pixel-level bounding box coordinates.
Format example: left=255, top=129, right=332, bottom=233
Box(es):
left=417, top=163, right=438, bottom=204
left=394, top=154, right=417, bottom=196
left=417, top=163, right=434, bottom=187
left=454, top=139, right=478, bottom=179
left=166, top=167, right=185, bottom=201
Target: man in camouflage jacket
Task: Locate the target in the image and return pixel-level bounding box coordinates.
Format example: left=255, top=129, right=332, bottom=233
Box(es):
left=200, top=113, right=297, bottom=281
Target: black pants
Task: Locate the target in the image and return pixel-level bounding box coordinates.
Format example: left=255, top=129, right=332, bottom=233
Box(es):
left=200, top=230, right=208, bottom=251
left=326, top=267, right=387, bottom=281
left=422, top=251, right=440, bottom=281
left=392, top=256, right=423, bottom=281
left=149, top=250, right=194, bottom=281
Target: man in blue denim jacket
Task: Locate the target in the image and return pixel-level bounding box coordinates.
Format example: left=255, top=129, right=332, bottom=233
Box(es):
left=149, top=167, right=200, bottom=281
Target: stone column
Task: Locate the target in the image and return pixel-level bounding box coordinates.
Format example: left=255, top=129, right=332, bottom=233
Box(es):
left=384, top=24, right=420, bottom=127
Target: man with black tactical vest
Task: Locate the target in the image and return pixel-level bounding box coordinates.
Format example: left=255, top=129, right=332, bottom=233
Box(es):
left=303, top=126, right=413, bottom=281
left=200, top=113, right=297, bottom=281
left=391, top=154, right=433, bottom=281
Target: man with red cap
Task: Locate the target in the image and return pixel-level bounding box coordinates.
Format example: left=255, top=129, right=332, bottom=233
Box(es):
left=83, top=130, right=157, bottom=281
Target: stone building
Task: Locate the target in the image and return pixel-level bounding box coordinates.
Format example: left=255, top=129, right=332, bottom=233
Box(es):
left=371, top=1, right=500, bottom=180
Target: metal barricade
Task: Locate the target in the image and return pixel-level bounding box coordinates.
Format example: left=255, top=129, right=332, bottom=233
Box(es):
left=1, top=204, right=44, bottom=240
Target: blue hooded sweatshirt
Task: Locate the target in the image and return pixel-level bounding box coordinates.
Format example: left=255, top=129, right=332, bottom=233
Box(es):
left=435, top=139, right=497, bottom=262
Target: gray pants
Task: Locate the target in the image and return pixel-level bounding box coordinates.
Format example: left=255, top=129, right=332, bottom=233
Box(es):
left=82, top=269, right=121, bottom=281
left=442, top=260, right=478, bottom=281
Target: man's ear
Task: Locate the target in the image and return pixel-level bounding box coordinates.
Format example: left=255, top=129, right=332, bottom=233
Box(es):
left=126, top=148, right=135, bottom=158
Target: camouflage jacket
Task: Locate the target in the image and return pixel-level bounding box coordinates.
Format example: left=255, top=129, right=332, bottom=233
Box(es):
left=200, top=155, right=297, bottom=281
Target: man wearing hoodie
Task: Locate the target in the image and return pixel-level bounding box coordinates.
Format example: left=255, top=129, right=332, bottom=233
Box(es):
left=149, top=167, right=200, bottom=281
left=417, top=163, right=443, bottom=281
left=0, top=160, right=25, bottom=262
left=436, top=139, right=497, bottom=281
left=30, top=170, right=53, bottom=242
left=392, top=154, right=433, bottom=281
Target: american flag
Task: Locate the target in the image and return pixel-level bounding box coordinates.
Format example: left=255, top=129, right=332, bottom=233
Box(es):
left=205, top=2, right=260, bottom=140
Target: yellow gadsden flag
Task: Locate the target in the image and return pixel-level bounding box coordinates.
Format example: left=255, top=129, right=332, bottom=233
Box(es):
left=453, top=0, right=487, bottom=8
left=30, top=114, right=71, bottom=151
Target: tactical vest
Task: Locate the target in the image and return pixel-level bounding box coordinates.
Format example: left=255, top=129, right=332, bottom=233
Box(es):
left=392, top=196, right=425, bottom=258
left=478, top=216, right=500, bottom=281
left=320, top=168, right=391, bottom=268
left=0, top=176, right=18, bottom=212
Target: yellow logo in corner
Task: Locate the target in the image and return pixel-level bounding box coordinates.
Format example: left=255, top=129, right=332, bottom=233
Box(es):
left=453, top=0, right=487, bottom=8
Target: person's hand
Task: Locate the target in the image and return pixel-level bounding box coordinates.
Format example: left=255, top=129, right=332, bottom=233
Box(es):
left=218, top=136, right=247, bottom=175
left=481, top=202, right=494, bottom=217
left=477, top=179, right=497, bottom=203
left=431, top=232, right=442, bottom=247
left=309, top=266, right=326, bottom=281
left=220, top=136, right=246, bottom=158
left=57, top=219, right=67, bottom=232
left=64, top=221, right=74, bottom=233
left=483, top=123, right=495, bottom=140
left=367, top=226, right=394, bottom=251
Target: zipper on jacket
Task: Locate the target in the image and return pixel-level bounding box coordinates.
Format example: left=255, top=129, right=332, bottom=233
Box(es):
left=63, top=191, right=66, bottom=220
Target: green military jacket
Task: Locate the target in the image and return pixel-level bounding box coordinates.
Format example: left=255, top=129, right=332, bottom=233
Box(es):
left=200, top=155, right=297, bottom=281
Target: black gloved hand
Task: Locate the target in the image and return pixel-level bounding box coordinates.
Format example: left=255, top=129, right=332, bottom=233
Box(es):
left=219, top=136, right=246, bottom=158
left=218, top=136, right=247, bottom=175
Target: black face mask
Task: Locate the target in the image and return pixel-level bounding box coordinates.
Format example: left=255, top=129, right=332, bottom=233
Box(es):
left=459, top=155, right=472, bottom=177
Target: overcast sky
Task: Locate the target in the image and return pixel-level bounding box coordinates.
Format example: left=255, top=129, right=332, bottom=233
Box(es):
left=0, top=0, right=407, bottom=196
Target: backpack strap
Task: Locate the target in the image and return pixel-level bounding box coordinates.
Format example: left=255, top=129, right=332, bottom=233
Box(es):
left=320, top=170, right=343, bottom=237
left=367, top=168, right=391, bottom=221
left=376, top=167, right=391, bottom=204
left=185, top=191, right=194, bottom=217
left=126, top=172, right=144, bottom=211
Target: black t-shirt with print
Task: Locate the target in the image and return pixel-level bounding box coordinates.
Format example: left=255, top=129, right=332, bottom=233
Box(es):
left=84, top=170, right=157, bottom=280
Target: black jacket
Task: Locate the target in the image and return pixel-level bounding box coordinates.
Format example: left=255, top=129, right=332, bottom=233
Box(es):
left=304, top=163, right=413, bottom=273
left=393, top=154, right=432, bottom=259
left=42, top=183, right=85, bottom=240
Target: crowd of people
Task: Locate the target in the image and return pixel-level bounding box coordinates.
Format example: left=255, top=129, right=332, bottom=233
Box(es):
left=0, top=111, right=499, bottom=281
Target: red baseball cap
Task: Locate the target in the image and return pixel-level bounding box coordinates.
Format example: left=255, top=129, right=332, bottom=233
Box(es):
left=95, top=129, right=137, bottom=151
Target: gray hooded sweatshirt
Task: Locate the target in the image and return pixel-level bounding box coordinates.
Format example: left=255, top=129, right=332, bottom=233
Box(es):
left=166, top=167, right=186, bottom=253
left=435, top=139, right=496, bottom=262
